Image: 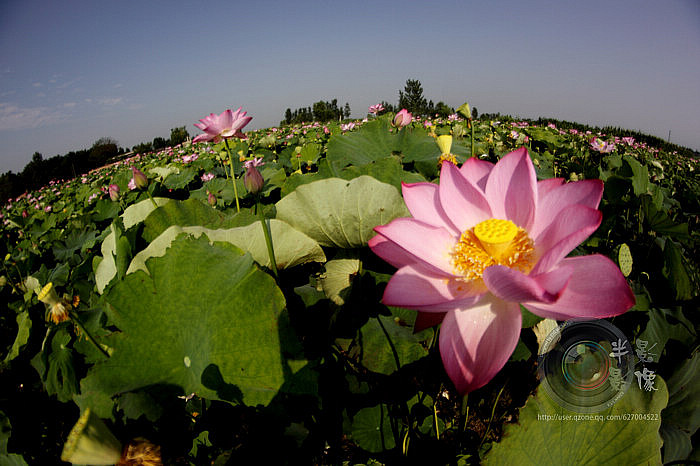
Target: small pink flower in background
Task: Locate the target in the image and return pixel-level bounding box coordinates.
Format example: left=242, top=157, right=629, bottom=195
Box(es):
left=423, top=121, right=432, bottom=128
left=622, top=137, right=635, bottom=145
left=193, top=107, right=252, bottom=143
left=590, top=138, right=615, bottom=153
left=22, top=210, right=28, bottom=218
left=44, top=205, right=52, bottom=212
left=447, top=114, right=459, bottom=121
left=369, top=148, right=634, bottom=393
left=323, top=126, right=330, bottom=134
left=393, top=109, right=412, bottom=128
left=547, top=123, right=557, bottom=129
left=510, top=130, right=520, bottom=139
left=182, top=153, right=199, bottom=163
left=128, top=178, right=137, bottom=191
left=340, top=122, right=356, bottom=132
left=201, top=173, right=215, bottom=182
left=368, top=103, right=385, bottom=114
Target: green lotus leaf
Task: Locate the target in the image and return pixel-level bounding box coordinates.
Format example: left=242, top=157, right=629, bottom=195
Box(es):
left=483, top=380, right=667, bottom=465
left=349, top=314, right=429, bottom=375
left=319, top=258, right=361, bottom=306
left=2, top=311, right=31, bottom=365
left=128, top=220, right=325, bottom=273
left=275, top=176, right=409, bottom=248
left=122, top=197, right=171, bottom=229
left=95, top=197, right=172, bottom=293
left=326, top=118, right=438, bottom=172
left=660, top=352, right=700, bottom=463
left=142, top=198, right=256, bottom=242
left=76, top=235, right=287, bottom=416
left=350, top=404, right=396, bottom=453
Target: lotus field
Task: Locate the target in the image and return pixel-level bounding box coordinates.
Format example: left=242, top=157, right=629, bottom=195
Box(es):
left=0, top=105, right=698, bottom=465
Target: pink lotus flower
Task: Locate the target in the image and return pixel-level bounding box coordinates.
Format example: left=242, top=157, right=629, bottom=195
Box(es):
left=590, top=138, right=615, bottom=153
left=369, top=148, right=634, bottom=393
left=368, top=103, right=385, bottom=115
left=201, top=173, right=215, bottom=182
left=193, top=107, right=252, bottom=143
left=340, top=122, right=356, bottom=132
left=393, top=109, right=412, bottom=128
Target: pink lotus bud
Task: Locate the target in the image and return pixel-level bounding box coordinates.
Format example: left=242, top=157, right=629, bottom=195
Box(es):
left=393, top=109, right=412, bottom=128
left=207, top=190, right=217, bottom=206
left=131, top=167, right=148, bottom=190
left=244, top=158, right=265, bottom=195
left=108, top=184, right=120, bottom=201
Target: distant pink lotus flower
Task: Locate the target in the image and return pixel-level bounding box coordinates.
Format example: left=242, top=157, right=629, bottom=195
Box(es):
left=369, top=148, right=634, bottom=393
left=201, top=173, right=215, bottom=182
left=193, top=107, right=252, bottom=143
left=393, top=109, right=412, bottom=128
left=621, top=137, right=635, bottom=145
left=368, top=103, right=385, bottom=114
left=590, top=138, right=615, bottom=153
left=340, top=122, right=356, bottom=132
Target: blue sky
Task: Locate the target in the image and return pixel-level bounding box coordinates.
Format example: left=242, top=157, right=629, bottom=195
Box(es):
left=1, top=0, right=699, bottom=173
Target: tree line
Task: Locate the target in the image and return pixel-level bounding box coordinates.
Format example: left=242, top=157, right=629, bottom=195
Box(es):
left=282, top=99, right=351, bottom=126
left=279, top=79, right=458, bottom=125
left=0, top=126, right=189, bottom=204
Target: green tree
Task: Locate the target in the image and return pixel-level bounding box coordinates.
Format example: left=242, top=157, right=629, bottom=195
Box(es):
left=169, top=126, right=189, bottom=146
left=472, top=107, right=479, bottom=119
left=435, top=101, right=454, bottom=118
left=344, top=102, right=351, bottom=119
left=398, top=79, right=428, bottom=116
left=153, top=137, right=168, bottom=150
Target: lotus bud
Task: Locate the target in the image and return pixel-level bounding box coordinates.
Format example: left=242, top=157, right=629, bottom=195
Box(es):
left=244, top=163, right=264, bottom=195
left=131, top=167, right=148, bottom=190
left=393, top=109, right=412, bottom=128
left=207, top=190, right=217, bottom=207
left=108, top=184, right=120, bottom=201
left=61, top=408, right=123, bottom=465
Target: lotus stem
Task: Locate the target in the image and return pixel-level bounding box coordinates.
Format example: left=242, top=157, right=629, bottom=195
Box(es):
left=470, top=120, right=475, bottom=159
left=257, top=201, right=278, bottom=278
left=69, top=311, right=110, bottom=359
left=146, top=190, right=158, bottom=209
left=224, top=139, right=241, bottom=212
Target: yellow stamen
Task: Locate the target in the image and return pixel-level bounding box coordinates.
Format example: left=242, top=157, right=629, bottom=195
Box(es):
left=451, top=219, right=535, bottom=281
left=438, top=153, right=458, bottom=166
left=49, top=302, right=71, bottom=324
